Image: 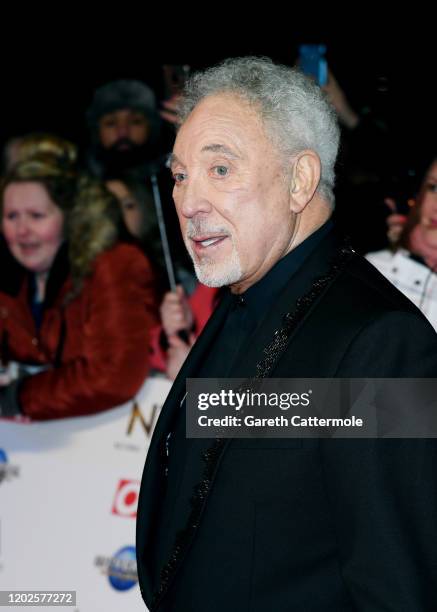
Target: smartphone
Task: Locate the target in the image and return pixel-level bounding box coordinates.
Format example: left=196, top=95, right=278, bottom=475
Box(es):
left=298, top=45, right=328, bottom=86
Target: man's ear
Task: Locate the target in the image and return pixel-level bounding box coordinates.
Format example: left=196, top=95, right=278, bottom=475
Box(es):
left=289, top=150, right=321, bottom=213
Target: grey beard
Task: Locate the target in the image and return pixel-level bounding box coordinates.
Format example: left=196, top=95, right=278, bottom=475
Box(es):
left=184, top=219, right=243, bottom=287
left=185, top=237, right=242, bottom=287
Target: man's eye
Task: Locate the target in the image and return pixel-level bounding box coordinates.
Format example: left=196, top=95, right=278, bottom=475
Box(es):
left=31, top=213, right=45, bottom=219
left=212, top=165, right=229, bottom=177
left=426, top=183, right=437, bottom=193
left=173, top=173, right=186, bottom=184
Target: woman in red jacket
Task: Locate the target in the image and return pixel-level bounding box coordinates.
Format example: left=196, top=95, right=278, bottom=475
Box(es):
left=0, top=141, right=158, bottom=420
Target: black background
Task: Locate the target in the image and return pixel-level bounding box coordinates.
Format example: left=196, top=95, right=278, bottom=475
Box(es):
left=1, top=19, right=434, bottom=178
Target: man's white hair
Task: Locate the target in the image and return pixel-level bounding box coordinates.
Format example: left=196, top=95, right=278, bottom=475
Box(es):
left=177, top=56, right=340, bottom=207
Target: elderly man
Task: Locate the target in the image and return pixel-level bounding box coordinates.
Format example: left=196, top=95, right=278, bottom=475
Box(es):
left=136, top=57, right=437, bottom=611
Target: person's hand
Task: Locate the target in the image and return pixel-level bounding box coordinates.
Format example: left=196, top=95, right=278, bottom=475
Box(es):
left=166, top=332, right=196, bottom=381
left=160, top=285, right=194, bottom=337
left=0, top=362, right=18, bottom=387
left=386, top=214, right=407, bottom=245
left=160, top=94, right=181, bottom=126
left=384, top=198, right=408, bottom=245
left=0, top=372, right=11, bottom=386
left=323, top=69, right=360, bottom=130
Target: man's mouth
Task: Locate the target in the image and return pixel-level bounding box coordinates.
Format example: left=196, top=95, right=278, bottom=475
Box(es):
left=113, top=139, right=135, bottom=153
left=116, top=143, right=132, bottom=151
left=191, top=235, right=228, bottom=251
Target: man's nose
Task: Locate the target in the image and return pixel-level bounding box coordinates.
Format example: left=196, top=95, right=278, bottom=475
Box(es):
left=176, top=178, right=212, bottom=219
left=116, top=123, right=130, bottom=139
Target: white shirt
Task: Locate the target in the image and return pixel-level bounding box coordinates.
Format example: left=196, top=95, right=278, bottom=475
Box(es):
left=366, top=249, right=437, bottom=331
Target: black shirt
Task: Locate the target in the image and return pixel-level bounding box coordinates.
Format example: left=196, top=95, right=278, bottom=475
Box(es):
left=197, top=219, right=334, bottom=377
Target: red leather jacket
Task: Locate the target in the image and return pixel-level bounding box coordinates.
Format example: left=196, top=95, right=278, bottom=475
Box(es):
left=0, top=241, right=158, bottom=420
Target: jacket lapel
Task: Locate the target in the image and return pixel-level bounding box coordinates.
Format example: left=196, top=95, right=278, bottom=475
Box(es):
left=136, top=290, right=233, bottom=604
left=231, top=230, right=346, bottom=378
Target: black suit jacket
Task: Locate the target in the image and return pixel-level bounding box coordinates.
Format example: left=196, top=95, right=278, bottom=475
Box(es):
left=137, top=231, right=437, bottom=611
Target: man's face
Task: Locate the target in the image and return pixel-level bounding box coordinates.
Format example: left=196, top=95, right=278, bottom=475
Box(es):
left=98, top=109, right=150, bottom=150
left=170, top=94, right=297, bottom=293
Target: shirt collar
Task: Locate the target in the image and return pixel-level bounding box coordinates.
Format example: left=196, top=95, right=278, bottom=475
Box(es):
left=231, top=220, right=334, bottom=323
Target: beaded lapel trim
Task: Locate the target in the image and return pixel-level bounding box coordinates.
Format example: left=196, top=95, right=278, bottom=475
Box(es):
left=256, top=244, right=355, bottom=378
left=151, top=243, right=356, bottom=609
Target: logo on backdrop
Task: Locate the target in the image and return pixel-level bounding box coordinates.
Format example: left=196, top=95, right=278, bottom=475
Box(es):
left=126, top=400, right=160, bottom=438
left=0, top=449, right=20, bottom=486
left=94, top=545, right=137, bottom=591
left=112, top=480, right=140, bottom=518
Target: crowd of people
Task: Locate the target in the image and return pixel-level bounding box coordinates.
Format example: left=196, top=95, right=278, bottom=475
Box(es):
left=0, top=135, right=158, bottom=418
left=0, top=62, right=435, bottom=420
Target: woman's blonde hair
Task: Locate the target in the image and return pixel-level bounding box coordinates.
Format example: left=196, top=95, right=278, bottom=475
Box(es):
left=1, top=135, right=125, bottom=295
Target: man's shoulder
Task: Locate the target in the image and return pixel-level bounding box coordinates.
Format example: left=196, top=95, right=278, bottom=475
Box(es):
left=300, top=230, right=424, bottom=325
left=312, top=248, right=436, bottom=348
left=326, top=253, right=437, bottom=374
left=338, top=252, right=426, bottom=320
left=278, top=251, right=437, bottom=376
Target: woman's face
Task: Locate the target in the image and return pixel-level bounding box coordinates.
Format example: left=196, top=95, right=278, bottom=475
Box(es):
left=2, top=182, right=64, bottom=274
left=419, top=161, right=437, bottom=247
left=106, top=180, right=144, bottom=238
